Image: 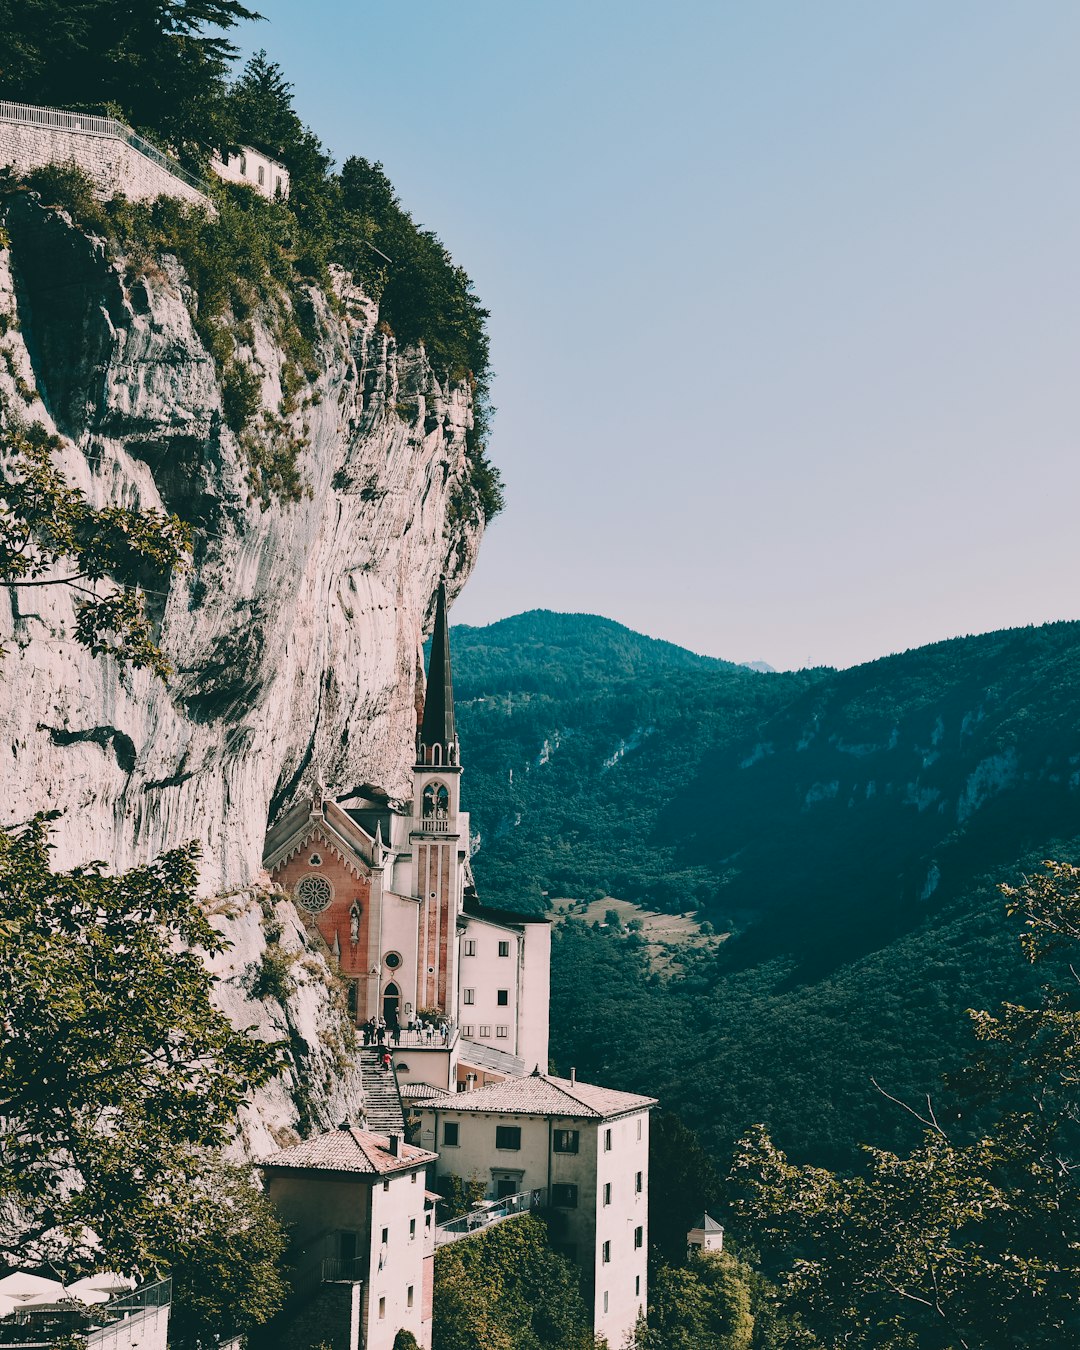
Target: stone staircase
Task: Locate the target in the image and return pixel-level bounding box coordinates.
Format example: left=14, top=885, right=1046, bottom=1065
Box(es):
left=358, top=1048, right=405, bottom=1135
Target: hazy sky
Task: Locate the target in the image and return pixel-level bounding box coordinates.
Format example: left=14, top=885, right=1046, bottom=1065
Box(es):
left=239, top=2, right=1079, bottom=670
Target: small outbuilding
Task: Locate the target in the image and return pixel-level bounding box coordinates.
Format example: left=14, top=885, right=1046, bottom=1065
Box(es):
left=687, top=1211, right=725, bottom=1254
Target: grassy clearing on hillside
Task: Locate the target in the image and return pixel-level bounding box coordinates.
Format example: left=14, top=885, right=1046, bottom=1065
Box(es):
left=550, top=894, right=728, bottom=977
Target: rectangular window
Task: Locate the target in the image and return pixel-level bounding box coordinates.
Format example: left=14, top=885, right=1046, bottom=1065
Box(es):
left=480, top=1024, right=491, bottom=1037
left=637, top=1118, right=642, bottom=1141
left=410, top=1218, right=416, bottom=1240
left=407, top=1285, right=414, bottom=1308
left=496, top=989, right=509, bottom=1006
left=551, top=1183, right=578, bottom=1208
left=443, top=1122, right=459, bottom=1146
left=496, top=1024, right=508, bottom=1038
left=602, top=1241, right=611, bottom=1264
left=635, top=1170, right=643, bottom=1194
left=411, top=1172, right=417, bottom=1183
left=498, top=940, right=510, bottom=957
left=553, top=1129, right=579, bottom=1153
left=381, top=1227, right=389, bottom=1245
left=462, top=1025, right=474, bottom=1038
left=604, top=1128, right=612, bottom=1152
left=257, top=164, right=265, bottom=185
left=495, top=1125, right=521, bottom=1150
left=382, top=1180, right=389, bottom=1192
left=378, top=1297, right=385, bottom=1319
left=603, top=1182, right=612, bottom=1206
left=604, top=1291, right=609, bottom=1313
left=635, top=1275, right=641, bottom=1296
left=634, top=1225, right=643, bottom=1249
left=463, top=988, right=475, bottom=1005
left=464, top=939, right=476, bottom=956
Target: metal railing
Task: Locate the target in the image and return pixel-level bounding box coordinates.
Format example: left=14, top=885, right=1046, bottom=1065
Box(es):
left=0, top=1277, right=171, bottom=1347
left=367, top=1026, right=458, bottom=1050
left=0, top=99, right=210, bottom=196
left=321, top=1256, right=365, bottom=1283
left=435, top=1188, right=544, bottom=1247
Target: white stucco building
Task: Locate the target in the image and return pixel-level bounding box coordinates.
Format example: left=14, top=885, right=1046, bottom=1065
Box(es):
left=414, top=1073, right=656, bottom=1348
left=210, top=146, right=290, bottom=199
left=261, top=1126, right=438, bottom=1350
left=688, top=1212, right=725, bottom=1254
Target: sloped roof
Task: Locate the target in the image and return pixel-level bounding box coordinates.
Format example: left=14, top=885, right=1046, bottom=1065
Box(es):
left=261, top=1125, right=436, bottom=1176
left=401, top=1082, right=453, bottom=1101
left=462, top=896, right=551, bottom=928
left=691, top=1212, right=724, bottom=1232
left=417, top=1074, right=656, bottom=1120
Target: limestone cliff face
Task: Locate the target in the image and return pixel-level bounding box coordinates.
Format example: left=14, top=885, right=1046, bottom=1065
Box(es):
left=0, top=194, right=484, bottom=894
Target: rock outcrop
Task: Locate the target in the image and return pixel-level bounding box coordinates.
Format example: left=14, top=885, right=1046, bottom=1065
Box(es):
left=0, top=191, right=490, bottom=1144
left=0, top=194, right=484, bottom=894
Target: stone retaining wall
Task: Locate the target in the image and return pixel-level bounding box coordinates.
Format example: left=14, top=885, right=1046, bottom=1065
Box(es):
left=0, top=119, right=211, bottom=209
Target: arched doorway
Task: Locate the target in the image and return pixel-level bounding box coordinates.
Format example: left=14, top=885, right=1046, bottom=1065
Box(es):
left=383, top=982, right=400, bottom=1028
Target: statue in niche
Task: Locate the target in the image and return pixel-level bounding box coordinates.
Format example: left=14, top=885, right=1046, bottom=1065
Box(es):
left=350, top=902, right=361, bottom=943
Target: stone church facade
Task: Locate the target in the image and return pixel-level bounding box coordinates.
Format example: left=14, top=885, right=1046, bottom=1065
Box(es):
left=263, top=584, right=550, bottom=1083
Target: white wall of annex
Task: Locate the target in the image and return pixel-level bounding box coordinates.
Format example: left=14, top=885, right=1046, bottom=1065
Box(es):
left=364, top=1168, right=430, bottom=1350
left=592, top=1109, right=650, bottom=1349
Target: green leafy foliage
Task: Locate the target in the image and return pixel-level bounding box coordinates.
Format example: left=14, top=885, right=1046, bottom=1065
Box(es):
left=0, top=415, right=191, bottom=674
left=0, top=0, right=260, bottom=152
left=0, top=813, right=283, bottom=1272
left=730, top=864, right=1080, bottom=1349
left=432, top=1170, right=487, bottom=1223
left=166, top=1161, right=289, bottom=1349
left=433, top=1214, right=598, bottom=1350
left=633, top=1250, right=755, bottom=1350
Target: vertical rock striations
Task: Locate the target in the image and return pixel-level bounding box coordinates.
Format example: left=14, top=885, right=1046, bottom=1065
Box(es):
left=0, top=194, right=486, bottom=893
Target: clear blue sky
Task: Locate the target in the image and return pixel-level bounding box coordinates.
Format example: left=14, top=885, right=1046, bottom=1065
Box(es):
left=238, top=1, right=1079, bottom=670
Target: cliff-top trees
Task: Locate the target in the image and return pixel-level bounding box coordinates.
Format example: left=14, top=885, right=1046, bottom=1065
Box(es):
left=731, top=862, right=1080, bottom=1349
left=0, top=0, right=260, bottom=150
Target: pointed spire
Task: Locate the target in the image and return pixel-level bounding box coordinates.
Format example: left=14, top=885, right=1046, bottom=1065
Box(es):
left=417, top=581, right=458, bottom=766
left=373, top=821, right=384, bottom=868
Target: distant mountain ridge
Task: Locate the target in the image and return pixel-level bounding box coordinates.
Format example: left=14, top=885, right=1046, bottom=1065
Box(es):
left=451, top=611, right=1080, bottom=1169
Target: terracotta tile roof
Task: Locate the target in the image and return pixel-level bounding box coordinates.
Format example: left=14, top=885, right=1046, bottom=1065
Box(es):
left=416, top=1074, right=656, bottom=1120
left=401, top=1082, right=453, bottom=1100
left=260, top=1125, right=437, bottom=1176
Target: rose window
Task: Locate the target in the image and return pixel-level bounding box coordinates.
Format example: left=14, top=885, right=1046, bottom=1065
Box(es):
left=295, top=874, right=333, bottom=913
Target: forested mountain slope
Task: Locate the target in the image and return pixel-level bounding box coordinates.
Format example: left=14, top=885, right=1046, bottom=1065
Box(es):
left=455, top=613, right=1080, bottom=1170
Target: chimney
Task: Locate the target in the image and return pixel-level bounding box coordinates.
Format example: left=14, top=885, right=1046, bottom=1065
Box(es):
left=388, top=1133, right=401, bottom=1157
left=570, top=1067, right=576, bottom=1084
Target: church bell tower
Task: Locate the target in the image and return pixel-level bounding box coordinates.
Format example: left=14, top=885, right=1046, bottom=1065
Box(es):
left=411, top=582, right=465, bottom=1016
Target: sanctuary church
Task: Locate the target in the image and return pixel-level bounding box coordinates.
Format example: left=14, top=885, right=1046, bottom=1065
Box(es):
left=259, top=584, right=654, bottom=1350
left=262, top=584, right=550, bottom=1087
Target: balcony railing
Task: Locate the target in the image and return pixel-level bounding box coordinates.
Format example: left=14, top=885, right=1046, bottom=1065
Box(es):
left=371, top=1026, right=459, bottom=1051
left=435, top=1188, right=544, bottom=1247
left=0, top=99, right=210, bottom=195
left=412, top=815, right=453, bottom=834
left=321, top=1256, right=364, bottom=1283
